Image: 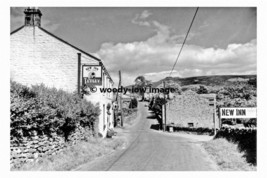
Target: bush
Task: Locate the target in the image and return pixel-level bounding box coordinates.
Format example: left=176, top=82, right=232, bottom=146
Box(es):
left=248, top=78, right=256, bottom=87
left=197, top=85, right=208, bottom=94
left=10, top=81, right=100, bottom=142
left=151, top=97, right=167, bottom=114
left=213, top=85, right=257, bottom=116
left=129, top=98, right=138, bottom=109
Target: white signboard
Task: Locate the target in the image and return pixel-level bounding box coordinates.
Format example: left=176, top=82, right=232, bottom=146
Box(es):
left=220, top=107, right=257, bottom=119
left=82, top=65, right=102, bottom=85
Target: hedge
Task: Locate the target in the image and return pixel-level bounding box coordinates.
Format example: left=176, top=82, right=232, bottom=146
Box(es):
left=10, top=81, right=100, bottom=142
left=215, top=126, right=257, bottom=165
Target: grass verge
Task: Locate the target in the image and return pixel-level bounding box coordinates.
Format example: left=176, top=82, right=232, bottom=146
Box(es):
left=123, top=108, right=138, bottom=126
left=202, top=138, right=256, bottom=171
left=12, top=137, right=125, bottom=171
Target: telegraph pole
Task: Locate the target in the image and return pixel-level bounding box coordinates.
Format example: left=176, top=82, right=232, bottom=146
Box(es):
left=118, top=71, right=124, bottom=127
left=77, top=53, right=81, bottom=96
left=162, top=81, right=167, bottom=131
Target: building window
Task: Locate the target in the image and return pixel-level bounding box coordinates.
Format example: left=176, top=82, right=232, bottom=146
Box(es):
left=188, top=123, right=194, bottom=128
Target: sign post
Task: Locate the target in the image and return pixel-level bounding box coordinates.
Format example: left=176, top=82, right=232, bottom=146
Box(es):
left=77, top=53, right=81, bottom=96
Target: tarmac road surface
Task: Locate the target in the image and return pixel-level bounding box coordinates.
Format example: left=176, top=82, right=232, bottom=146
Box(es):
left=74, top=102, right=217, bottom=171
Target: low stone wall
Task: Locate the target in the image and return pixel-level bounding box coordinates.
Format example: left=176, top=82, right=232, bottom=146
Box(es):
left=10, top=125, right=92, bottom=169
left=166, top=91, right=219, bottom=129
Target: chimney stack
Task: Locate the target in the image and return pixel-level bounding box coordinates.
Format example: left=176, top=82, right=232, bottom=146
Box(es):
left=24, top=7, right=42, bottom=27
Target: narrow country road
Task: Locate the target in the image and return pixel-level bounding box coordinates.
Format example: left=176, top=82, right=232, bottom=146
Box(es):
left=74, top=102, right=217, bottom=171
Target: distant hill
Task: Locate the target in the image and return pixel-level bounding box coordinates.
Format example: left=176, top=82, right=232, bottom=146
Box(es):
left=151, top=75, right=256, bottom=87
left=125, top=75, right=256, bottom=89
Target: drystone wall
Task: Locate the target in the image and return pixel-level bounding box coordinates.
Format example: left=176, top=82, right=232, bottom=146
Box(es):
left=166, top=91, right=219, bottom=129
left=10, top=125, right=92, bottom=169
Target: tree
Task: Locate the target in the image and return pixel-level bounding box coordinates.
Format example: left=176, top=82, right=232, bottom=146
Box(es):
left=197, top=85, right=208, bottom=94
left=248, top=78, right=257, bottom=87
left=134, top=76, right=151, bottom=101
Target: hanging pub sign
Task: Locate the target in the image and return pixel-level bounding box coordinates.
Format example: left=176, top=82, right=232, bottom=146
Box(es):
left=220, top=107, right=257, bottom=119
left=82, top=65, right=102, bottom=86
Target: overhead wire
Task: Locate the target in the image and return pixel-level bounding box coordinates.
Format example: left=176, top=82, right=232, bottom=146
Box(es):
left=169, top=7, right=199, bottom=76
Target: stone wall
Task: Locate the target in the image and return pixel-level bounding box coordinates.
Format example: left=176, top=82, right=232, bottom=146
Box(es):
left=10, top=125, right=92, bottom=169
left=166, top=91, right=219, bottom=129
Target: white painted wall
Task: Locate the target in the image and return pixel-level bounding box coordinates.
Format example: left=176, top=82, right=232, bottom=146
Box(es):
left=10, top=26, right=114, bottom=137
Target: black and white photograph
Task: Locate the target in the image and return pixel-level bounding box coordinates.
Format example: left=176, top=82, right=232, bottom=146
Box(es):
left=5, top=0, right=266, bottom=175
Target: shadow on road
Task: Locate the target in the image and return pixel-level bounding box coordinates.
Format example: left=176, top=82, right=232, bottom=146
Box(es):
left=150, top=124, right=161, bottom=131
left=146, top=114, right=157, bottom=119
left=146, top=111, right=162, bottom=131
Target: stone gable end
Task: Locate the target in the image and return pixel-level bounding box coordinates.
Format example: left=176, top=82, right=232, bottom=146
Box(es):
left=166, top=91, right=218, bottom=128
left=10, top=26, right=98, bottom=93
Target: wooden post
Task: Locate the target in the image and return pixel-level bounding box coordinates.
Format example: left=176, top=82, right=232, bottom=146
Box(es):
left=213, top=95, right=217, bottom=135
left=213, top=113, right=216, bottom=135
left=163, top=81, right=167, bottom=132
left=162, top=104, right=165, bottom=132
left=218, top=107, right=222, bottom=128
left=77, top=53, right=81, bottom=96
left=118, top=71, right=124, bottom=127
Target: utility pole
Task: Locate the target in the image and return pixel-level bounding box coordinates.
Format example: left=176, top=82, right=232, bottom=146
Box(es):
left=163, top=81, right=167, bottom=132
left=77, top=53, right=81, bottom=97
left=214, top=95, right=217, bottom=136
left=117, top=71, right=124, bottom=127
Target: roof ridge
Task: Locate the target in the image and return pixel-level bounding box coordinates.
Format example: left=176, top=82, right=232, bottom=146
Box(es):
left=10, top=25, right=24, bottom=35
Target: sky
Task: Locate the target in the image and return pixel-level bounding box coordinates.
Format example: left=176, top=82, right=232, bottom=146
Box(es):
left=10, top=7, right=257, bottom=86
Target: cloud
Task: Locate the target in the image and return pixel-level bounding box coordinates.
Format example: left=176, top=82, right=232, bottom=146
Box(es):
left=199, top=21, right=209, bottom=29
left=139, top=10, right=152, bottom=19
left=131, top=10, right=152, bottom=27
left=42, top=19, right=60, bottom=32
left=97, top=14, right=256, bottom=86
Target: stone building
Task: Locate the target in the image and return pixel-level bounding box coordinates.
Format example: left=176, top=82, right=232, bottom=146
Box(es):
left=10, top=7, right=114, bottom=137
left=166, top=91, right=219, bottom=129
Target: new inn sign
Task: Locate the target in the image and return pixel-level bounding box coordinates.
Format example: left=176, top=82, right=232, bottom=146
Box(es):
left=220, top=107, right=257, bottom=119
left=82, top=65, right=102, bottom=86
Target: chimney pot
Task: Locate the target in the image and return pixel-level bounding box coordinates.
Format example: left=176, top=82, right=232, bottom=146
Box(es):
left=24, top=7, right=42, bottom=27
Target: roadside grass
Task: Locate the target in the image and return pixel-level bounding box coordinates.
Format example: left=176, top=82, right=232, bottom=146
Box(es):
left=202, top=138, right=256, bottom=171
left=123, top=108, right=138, bottom=126
left=13, top=137, right=125, bottom=171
